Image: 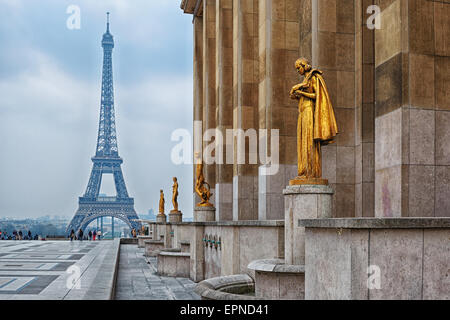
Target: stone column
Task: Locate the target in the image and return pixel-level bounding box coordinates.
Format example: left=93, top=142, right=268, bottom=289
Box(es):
left=232, top=0, right=259, bottom=221
left=355, top=0, right=375, bottom=217
left=283, top=184, right=333, bottom=265
left=257, top=0, right=300, bottom=220
left=374, top=0, right=450, bottom=217
left=203, top=0, right=217, bottom=206
left=193, top=15, right=204, bottom=208
left=215, top=0, right=234, bottom=221
left=299, top=0, right=356, bottom=218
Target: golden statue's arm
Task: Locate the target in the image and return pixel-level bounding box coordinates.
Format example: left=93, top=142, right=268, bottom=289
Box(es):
left=296, top=90, right=316, bottom=100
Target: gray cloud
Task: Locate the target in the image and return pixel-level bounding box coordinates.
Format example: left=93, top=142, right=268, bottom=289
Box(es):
left=0, top=0, right=194, bottom=219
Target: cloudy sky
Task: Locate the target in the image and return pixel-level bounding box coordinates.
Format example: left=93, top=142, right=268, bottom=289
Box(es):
left=0, top=0, right=194, bottom=219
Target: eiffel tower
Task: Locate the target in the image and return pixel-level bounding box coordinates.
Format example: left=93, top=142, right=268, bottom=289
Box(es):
left=67, top=13, right=140, bottom=235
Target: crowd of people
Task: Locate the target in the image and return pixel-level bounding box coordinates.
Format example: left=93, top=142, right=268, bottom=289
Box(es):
left=1, top=227, right=138, bottom=241
left=69, top=229, right=102, bottom=241
left=0, top=229, right=38, bottom=240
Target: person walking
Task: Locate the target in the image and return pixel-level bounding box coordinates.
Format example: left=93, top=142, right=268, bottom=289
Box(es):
left=28, top=230, right=32, bottom=240
left=97, top=230, right=101, bottom=241
left=88, top=230, right=92, bottom=241
left=93, top=230, right=97, bottom=241
left=78, top=229, right=83, bottom=241
left=70, top=229, right=75, bottom=241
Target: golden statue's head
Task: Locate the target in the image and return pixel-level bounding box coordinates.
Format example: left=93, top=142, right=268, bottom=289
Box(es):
left=160, top=189, right=163, bottom=194
left=173, top=177, right=177, bottom=182
left=295, top=58, right=312, bottom=75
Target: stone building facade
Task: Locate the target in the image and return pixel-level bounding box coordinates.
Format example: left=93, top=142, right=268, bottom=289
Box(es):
left=181, top=0, right=450, bottom=220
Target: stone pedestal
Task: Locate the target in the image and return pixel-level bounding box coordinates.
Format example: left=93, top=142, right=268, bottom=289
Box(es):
left=194, top=206, right=216, bottom=222
left=169, top=211, right=182, bottom=223
left=283, top=184, right=334, bottom=265
left=156, top=214, right=167, bottom=223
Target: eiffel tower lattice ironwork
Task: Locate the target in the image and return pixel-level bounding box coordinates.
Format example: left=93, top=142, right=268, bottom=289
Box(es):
left=67, top=13, right=141, bottom=235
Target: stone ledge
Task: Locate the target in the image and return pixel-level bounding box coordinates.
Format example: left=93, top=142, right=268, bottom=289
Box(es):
left=66, top=239, right=121, bottom=300
left=120, top=238, right=138, bottom=245
left=164, top=220, right=284, bottom=227
left=194, top=274, right=258, bottom=300
left=283, top=184, right=334, bottom=195
left=248, top=259, right=305, bottom=274
left=159, top=251, right=190, bottom=257
left=159, top=248, right=182, bottom=254
left=144, top=240, right=164, bottom=244
left=298, top=218, right=450, bottom=229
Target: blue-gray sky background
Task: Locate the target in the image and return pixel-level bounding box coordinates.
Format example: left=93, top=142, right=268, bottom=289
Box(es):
left=0, top=0, right=194, bottom=218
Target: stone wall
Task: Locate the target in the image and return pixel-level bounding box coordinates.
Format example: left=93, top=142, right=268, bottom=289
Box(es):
left=157, top=221, right=284, bottom=282
left=374, top=0, right=450, bottom=218
left=301, top=218, right=450, bottom=299
left=182, top=0, right=450, bottom=220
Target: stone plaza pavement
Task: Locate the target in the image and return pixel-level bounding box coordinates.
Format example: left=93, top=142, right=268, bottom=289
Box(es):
left=115, top=245, right=200, bottom=300
left=0, top=240, right=119, bottom=300
left=0, top=240, right=199, bottom=300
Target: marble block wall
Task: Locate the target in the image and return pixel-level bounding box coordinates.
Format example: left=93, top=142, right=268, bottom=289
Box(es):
left=374, top=0, right=450, bottom=217
left=304, top=222, right=450, bottom=300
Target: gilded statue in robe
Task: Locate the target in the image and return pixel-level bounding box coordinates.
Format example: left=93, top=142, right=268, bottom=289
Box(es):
left=194, top=152, right=213, bottom=207
left=159, top=189, right=165, bottom=215
left=289, top=58, right=338, bottom=185
left=171, top=177, right=179, bottom=212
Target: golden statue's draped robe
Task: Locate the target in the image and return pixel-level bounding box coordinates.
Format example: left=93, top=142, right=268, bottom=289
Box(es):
left=159, top=192, right=165, bottom=214
left=294, top=69, right=338, bottom=178
left=172, top=180, right=179, bottom=212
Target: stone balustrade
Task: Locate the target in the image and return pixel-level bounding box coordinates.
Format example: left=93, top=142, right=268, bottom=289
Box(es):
left=143, top=220, right=284, bottom=283
left=144, top=240, right=165, bottom=257
left=300, top=218, right=450, bottom=300
left=247, top=259, right=305, bottom=300
left=137, top=235, right=152, bottom=248
left=157, top=249, right=191, bottom=278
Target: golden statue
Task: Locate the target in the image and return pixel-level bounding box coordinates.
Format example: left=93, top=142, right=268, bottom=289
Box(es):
left=194, top=152, right=213, bottom=207
left=158, top=189, right=165, bottom=215
left=171, top=177, right=179, bottom=212
left=289, top=58, right=338, bottom=185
